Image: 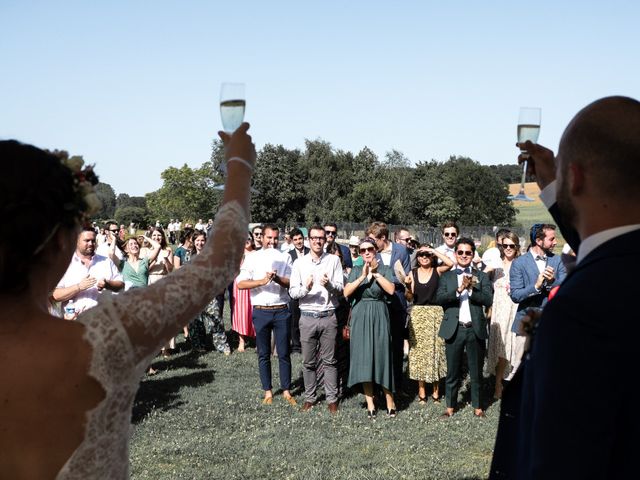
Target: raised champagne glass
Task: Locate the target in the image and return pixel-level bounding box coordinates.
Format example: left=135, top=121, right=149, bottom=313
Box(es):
left=215, top=83, right=256, bottom=192
left=508, top=107, right=541, bottom=202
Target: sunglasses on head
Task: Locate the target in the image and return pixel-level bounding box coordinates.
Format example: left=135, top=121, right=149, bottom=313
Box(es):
left=456, top=250, right=473, bottom=256
left=360, top=246, right=376, bottom=253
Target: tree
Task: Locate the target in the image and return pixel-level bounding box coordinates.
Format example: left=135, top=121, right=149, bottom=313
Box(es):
left=380, top=149, right=414, bottom=224
left=146, top=163, right=222, bottom=223
left=411, top=160, right=461, bottom=226
left=94, top=182, right=116, bottom=219
left=114, top=206, right=149, bottom=228
left=301, top=139, right=356, bottom=223
left=250, top=144, right=307, bottom=224
left=439, top=156, right=516, bottom=226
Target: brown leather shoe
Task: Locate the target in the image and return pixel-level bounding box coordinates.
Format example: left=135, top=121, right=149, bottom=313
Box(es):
left=328, top=402, right=339, bottom=414
left=300, top=401, right=314, bottom=412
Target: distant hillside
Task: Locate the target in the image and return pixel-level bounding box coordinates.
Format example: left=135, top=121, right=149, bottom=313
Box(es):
left=509, top=182, right=557, bottom=230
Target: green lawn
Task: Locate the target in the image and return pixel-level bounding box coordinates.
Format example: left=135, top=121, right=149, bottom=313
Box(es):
left=130, top=312, right=499, bottom=479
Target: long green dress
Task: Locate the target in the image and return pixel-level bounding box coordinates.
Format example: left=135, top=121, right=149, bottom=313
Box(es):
left=347, top=264, right=395, bottom=392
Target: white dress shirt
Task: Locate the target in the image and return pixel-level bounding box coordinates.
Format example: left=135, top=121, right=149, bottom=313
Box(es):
left=289, top=252, right=344, bottom=312
left=237, top=247, right=292, bottom=306
left=456, top=267, right=472, bottom=325
left=56, top=253, right=123, bottom=312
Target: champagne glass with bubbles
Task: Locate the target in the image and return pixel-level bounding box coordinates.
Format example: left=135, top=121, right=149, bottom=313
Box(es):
left=509, top=107, right=541, bottom=202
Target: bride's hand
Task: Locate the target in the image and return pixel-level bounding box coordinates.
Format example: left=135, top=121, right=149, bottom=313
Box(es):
left=218, top=122, right=257, bottom=170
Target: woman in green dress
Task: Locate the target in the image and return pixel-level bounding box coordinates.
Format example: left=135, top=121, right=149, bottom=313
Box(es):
left=344, top=237, right=397, bottom=419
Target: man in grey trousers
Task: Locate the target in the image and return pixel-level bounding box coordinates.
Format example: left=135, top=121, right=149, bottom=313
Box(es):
left=289, top=224, right=344, bottom=413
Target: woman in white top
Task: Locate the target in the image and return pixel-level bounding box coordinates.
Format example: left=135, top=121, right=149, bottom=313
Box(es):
left=0, top=123, right=255, bottom=479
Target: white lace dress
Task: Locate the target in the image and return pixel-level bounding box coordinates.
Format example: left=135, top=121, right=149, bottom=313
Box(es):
left=56, top=201, right=247, bottom=479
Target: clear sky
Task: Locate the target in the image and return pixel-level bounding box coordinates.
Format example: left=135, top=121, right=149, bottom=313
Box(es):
left=2, top=0, right=638, bottom=196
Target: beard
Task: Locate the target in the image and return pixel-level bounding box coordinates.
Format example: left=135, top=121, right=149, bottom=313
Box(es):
left=557, top=170, right=578, bottom=231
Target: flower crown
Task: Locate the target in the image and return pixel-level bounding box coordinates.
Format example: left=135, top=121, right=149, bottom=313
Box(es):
left=60, top=156, right=102, bottom=223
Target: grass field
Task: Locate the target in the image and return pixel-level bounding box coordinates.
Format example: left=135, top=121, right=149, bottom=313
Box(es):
left=509, top=182, right=555, bottom=227
left=130, top=313, right=499, bottom=479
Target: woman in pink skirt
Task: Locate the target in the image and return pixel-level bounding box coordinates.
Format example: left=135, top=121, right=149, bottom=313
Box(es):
left=232, top=234, right=255, bottom=351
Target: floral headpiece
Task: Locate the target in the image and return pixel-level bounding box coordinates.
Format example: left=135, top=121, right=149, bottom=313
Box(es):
left=60, top=156, right=102, bottom=224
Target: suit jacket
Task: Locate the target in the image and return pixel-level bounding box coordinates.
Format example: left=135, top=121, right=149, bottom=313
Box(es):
left=490, top=228, right=640, bottom=480
left=435, top=268, right=493, bottom=340
left=289, top=246, right=310, bottom=263
left=376, top=242, right=411, bottom=312
left=509, top=251, right=566, bottom=333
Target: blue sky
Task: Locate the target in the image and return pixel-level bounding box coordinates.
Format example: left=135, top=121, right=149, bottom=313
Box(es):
left=2, top=0, right=638, bottom=196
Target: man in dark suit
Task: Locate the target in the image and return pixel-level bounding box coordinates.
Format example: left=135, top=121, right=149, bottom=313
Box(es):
left=490, top=96, right=640, bottom=479
left=366, top=221, right=411, bottom=392
left=436, top=237, right=493, bottom=417
left=509, top=223, right=566, bottom=334
left=288, top=228, right=309, bottom=353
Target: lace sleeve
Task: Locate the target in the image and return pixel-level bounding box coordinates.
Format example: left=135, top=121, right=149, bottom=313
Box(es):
left=90, top=201, right=248, bottom=369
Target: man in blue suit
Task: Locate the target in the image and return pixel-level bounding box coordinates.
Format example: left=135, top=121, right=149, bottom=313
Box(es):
left=508, top=223, right=566, bottom=335
left=490, top=96, right=640, bottom=479
left=366, top=221, right=411, bottom=392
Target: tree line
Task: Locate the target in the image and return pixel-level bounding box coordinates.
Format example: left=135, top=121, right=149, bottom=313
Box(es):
left=88, top=141, right=524, bottom=228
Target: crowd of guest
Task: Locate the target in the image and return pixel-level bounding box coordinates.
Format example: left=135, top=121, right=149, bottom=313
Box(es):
left=51, top=214, right=570, bottom=419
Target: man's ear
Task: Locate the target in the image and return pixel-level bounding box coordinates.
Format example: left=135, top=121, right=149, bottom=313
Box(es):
left=568, top=163, right=585, bottom=196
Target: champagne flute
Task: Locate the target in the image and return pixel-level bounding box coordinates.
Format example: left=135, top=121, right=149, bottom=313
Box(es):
left=220, top=82, right=246, bottom=134
left=509, top=107, right=541, bottom=202
left=214, top=82, right=258, bottom=193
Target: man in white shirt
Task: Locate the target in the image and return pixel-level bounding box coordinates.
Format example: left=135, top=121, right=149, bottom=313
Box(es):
left=436, top=220, right=483, bottom=268
left=237, top=224, right=296, bottom=406
left=53, top=227, right=124, bottom=314
left=96, top=221, right=124, bottom=262
left=195, top=219, right=205, bottom=231
left=289, top=225, right=344, bottom=413
left=435, top=221, right=459, bottom=263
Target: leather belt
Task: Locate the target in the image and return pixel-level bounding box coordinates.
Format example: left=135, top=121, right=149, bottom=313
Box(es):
left=254, top=304, right=287, bottom=310
left=300, top=310, right=334, bottom=318
left=459, top=322, right=473, bottom=328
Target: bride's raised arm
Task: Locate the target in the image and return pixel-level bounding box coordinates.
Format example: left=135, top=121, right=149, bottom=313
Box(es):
left=88, top=124, right=256, bottom=366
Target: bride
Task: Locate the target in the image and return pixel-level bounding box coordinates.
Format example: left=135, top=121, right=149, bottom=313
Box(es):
left=0, top=124, right=255, bottom=479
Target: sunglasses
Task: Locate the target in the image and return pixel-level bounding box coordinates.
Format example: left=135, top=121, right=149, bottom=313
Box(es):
left=253, top=232, right=262, bottom=236
left=309, top=236, right=326, bottom=242
left=456, top=250, right=473, bottom=256
left=109, top=230, right=118, bottom=233
left=360, top=246, right=376, bottom=253
left=443, top=232, right=457, bottom=238
left=416, top=252, right=433, bottom=258
left=501, top=243, right=517, bottom=249
left=325, top=230, right=337, bottom=236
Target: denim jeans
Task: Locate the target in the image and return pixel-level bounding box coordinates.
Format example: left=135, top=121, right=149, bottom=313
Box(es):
left=252, top=306, right=292, bottom=391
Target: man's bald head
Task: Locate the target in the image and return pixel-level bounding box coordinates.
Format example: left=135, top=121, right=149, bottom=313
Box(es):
left=558, top=96, right=640, bottom=200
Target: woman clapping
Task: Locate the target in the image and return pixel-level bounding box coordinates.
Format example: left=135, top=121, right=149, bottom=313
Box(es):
left=344, top=237, right=397, bottom=419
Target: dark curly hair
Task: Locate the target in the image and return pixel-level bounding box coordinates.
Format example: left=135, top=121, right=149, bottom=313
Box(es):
left=0, top=140, right=88, bottom=292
